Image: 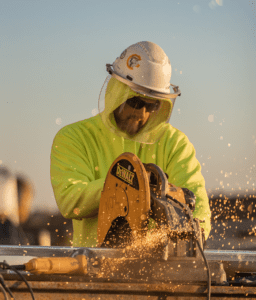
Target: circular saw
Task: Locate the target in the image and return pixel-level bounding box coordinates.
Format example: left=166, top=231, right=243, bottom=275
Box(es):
left=97, top=152, right=201, bottom=253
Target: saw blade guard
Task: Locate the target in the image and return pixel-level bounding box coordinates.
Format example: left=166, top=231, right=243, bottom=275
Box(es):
left=97, top=152, right=151, bottom=248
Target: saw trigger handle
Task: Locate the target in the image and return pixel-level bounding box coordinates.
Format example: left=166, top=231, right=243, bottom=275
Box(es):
left=143, top=163, right=169, bottom=198
left=181, top=188, right=196, bottom=212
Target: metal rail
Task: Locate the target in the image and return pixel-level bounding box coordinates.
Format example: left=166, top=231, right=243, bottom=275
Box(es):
left=1, top=246, right=256, bottom=276
left=1, top=245, right=256, bottom=258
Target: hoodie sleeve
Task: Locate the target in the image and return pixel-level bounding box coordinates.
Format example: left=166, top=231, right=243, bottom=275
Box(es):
left=50, top=126, right=105, bottom=220
left=165, top=133, right=211, bottom=239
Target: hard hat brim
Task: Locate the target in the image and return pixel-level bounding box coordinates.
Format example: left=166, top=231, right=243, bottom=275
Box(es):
left=106, top=64, right=181, bottom=100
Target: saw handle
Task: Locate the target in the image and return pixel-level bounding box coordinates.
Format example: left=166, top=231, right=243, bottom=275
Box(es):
left=181, top=188, right=196, bottom=212
left=144, top=163, right=196, bottom=212
left=143, top=163, right=169, bottom=198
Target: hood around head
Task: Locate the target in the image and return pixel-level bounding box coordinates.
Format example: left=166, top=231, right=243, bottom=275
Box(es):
left=100, top=77, right=174, bottom=144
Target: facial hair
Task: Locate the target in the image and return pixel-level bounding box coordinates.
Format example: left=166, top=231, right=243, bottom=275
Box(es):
left=121, top=117, right=145, bottom=136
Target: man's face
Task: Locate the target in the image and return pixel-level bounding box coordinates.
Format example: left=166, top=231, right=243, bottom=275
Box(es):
left=114, top=97, right=160, bottom=136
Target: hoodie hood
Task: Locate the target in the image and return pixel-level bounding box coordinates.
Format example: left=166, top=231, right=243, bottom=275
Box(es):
left=99, top=76, right=175, bottom=144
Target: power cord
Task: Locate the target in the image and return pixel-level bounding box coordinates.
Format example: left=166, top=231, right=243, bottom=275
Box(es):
left=0, top=261, right=35, bottom=300
left=0, top=279, right=8, bottom=300
left=166, top=194, right=211, bottom=300
left=0, top=274, right=15, bottom=300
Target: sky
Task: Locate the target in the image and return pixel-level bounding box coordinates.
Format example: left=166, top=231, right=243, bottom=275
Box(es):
left=1, top=0, right=255, bottom=213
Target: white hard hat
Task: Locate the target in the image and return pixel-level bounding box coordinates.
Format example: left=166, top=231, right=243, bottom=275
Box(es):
left=107, top=41, right=180, bottom=100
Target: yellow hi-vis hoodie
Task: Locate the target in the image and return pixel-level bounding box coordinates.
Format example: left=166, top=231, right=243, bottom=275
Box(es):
left=50, top=78, right=211, bottom=247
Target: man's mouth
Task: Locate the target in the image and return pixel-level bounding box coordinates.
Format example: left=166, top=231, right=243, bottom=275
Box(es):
left=127, top=116, right=142, bottom=121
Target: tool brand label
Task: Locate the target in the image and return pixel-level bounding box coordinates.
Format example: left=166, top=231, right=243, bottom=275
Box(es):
left=111, top=159, right=139, bottom=190
left=116, top=165, right=134, bottom=185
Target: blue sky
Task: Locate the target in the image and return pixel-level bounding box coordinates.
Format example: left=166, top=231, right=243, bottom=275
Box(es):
left=1, top=0, right=255, bottom=212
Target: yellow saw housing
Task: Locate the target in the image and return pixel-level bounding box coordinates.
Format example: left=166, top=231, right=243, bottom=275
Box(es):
left=97, top=152, right=192, bottom=248
left=97, top=153, right=151, bottom=247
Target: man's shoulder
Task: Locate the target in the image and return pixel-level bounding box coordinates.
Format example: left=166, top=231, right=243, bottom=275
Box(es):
left=163, top=123, right=189, bottom=140
left=56, top=115, right=102, bottom=136
left=158, top=124, right=193, bottom=152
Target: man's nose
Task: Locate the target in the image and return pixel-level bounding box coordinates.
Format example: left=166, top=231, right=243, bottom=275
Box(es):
left=134, top=106, right=147, bottom=118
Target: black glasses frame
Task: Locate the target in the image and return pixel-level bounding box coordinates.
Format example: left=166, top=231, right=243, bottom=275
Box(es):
left=126, top=97, right=160, bottom=112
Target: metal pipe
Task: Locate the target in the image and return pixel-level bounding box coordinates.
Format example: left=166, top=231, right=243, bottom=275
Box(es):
left=1, top=246, right=256, bottom=277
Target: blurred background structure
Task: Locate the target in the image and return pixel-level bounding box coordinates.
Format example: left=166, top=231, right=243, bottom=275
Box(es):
left=0, top=165, right=72, bottom=246
left=0, top=0, right=255, bottom=248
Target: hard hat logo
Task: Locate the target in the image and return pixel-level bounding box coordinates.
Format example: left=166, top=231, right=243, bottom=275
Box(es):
left=127, top=54, right=141, bottom=70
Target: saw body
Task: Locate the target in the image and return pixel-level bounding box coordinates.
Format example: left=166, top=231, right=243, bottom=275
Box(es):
left=97, top=152, right=202, bottom=259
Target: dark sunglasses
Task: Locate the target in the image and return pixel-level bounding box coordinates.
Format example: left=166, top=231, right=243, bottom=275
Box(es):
left=126, top=97, right=160, bottom=112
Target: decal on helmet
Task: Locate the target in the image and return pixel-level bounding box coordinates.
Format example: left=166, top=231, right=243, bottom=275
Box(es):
left=120, top=49, right=127, bottom=59
left=127, top=54, right=141, bottom=70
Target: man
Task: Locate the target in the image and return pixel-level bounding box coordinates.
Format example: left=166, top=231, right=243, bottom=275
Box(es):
left=51, top=41, right=211, bottom=247
left=0, top=166, right=31, bottom=245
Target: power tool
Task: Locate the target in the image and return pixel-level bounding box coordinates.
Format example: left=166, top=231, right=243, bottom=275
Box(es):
left=97, top=152, right=202, bottom=253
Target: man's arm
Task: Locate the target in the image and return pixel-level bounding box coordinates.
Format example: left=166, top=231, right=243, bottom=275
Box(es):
left=50, top=127, right=105, bottom=220
left=165, top=134, right=211, bottom=239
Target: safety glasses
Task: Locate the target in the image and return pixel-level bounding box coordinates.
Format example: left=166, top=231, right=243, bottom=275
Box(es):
left=126, top=97, right=160, bottom=112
